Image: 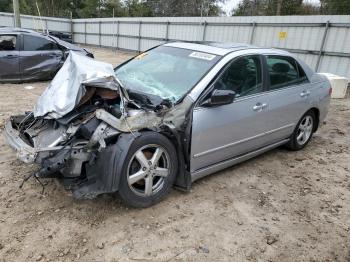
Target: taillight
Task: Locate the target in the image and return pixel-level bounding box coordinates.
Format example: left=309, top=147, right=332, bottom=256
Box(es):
left=328, top=87, right=332, bottom=96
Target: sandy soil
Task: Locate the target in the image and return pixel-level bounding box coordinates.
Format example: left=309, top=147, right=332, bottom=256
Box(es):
left=0, top=47, right=349, bottom=262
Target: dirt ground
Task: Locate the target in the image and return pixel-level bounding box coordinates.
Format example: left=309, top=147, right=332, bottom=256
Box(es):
left=0, top=46, right=349, bottom=262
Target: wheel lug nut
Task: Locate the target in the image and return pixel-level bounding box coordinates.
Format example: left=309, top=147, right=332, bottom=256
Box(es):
left=142, top=167, right=147, bottom=171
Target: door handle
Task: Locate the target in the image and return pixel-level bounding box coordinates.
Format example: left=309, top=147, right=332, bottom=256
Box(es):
left=253, top=103, right=267, bottom=111
left=6, top=54, right=17, bottom=58
left=300, top=90, right=310, bottom=97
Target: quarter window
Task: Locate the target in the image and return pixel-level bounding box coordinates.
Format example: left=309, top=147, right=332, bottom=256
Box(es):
left=212, top=55, right=263, bottom=98
left=23, top=35, right=58, bottom=51
left=266, top=55, right=308, bottom=90
left=0, top=35, right=16, bottom=51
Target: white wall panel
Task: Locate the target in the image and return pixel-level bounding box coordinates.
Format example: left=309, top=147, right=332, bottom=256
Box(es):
left=140, top=39, right=164, bottom=51
left=141, top=23, right=167, bottom=39
left=118, top=36, right=138, bottom=50
left=1, top=13, right=350, bottom=78
left=86, top=34, right=99, bottom=45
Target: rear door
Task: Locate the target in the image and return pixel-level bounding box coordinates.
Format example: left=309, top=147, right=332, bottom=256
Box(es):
left=261, top=55, right=312, bottom=143
left=0, top=34, right=20, bottom=81
left=191, top=54, right=272, bottom=172
left=20, top=33, right=63, bottom=81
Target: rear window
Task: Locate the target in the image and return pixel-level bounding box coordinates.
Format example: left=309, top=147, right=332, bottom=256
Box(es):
left=23, top=35, right=58, bottom=51
left=266, top=55, right=308, bottom=90
left=0, top=35, right=16, bottom=51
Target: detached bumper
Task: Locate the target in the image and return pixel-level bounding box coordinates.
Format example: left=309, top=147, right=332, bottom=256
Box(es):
left=4, top=119, right=37, bottom=163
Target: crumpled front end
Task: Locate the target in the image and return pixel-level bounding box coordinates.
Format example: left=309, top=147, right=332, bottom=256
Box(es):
left=5, top=51, right=192, bottom=198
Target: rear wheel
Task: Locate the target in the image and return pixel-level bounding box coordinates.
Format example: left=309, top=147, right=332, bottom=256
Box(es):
left=287, top=110, right=315, bottom=151
left=118, top=132, right=178, bottom=208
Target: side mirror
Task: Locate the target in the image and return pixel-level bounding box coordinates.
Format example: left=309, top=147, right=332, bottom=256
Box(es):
left=203, top=89, right=236, bottom=107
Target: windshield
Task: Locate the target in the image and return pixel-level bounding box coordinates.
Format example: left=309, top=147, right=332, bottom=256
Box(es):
left=115, top=46, right=221, bottom=103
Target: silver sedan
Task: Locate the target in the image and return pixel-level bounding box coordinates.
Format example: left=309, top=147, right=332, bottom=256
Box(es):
left=5, top=42, right=331, bottom=207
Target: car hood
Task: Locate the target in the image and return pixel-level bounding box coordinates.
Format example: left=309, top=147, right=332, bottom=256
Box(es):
left=49, top=35, right=85, bottom=52
left=34, top=51, right=120, bottom=119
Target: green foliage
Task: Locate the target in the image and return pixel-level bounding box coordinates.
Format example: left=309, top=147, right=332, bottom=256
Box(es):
left=145, top=0, right=225, bottom=17
left=232, top=0, right=308, bottom=16
left=4, top=0, right=347, bottom=18
left=0, top=0, right=12, bottom=12
left=0, top=0, right=225, bottom=18
left=320, top=0, right=350, bottom=15
left=232, top=0, right=350, bottom=16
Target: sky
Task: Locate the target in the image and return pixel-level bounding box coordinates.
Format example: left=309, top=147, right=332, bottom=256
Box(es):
left=220, top=0, right=321, bottom=15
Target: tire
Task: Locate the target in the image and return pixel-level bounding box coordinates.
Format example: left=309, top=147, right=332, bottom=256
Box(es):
left=118, top=132, right=178, bottom=208
left=286, top=110, right=316, bottom=151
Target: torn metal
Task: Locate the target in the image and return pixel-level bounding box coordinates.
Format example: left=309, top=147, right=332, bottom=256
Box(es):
left=5, top=53, right=193, bottom=198
left=34, top=51, right=121, bottom=119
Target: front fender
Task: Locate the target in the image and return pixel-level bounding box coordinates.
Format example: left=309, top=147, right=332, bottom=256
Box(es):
left=73, top=132, right=141, bottom=198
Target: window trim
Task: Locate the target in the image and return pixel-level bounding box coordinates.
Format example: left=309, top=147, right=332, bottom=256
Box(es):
left=0, top=34, right=19, bottom=51
left=21, top=33, right=59, bottom=52
left=196, top=53, right=267, bottom=108
left=264, top=54, right=310, bottom=92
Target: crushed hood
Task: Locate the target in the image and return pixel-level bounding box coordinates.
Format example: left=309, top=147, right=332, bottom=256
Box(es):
left=34, top=51, right=119, bottom=119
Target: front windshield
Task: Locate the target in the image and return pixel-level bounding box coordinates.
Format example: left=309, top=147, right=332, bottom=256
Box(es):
left=115, top=46, right=221, bottom=103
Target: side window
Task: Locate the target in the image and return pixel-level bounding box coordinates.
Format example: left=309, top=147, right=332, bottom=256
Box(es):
left=0, top=35, right=16, bottom=51
left=23, top=35, right=58, bottom=51
left=266, top=55, right=308, bottom=90
left=213, top=55, right=263, bottom=98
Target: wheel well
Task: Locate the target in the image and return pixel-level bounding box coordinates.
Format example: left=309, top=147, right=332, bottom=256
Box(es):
left=309, top=107, right=320, bottom=132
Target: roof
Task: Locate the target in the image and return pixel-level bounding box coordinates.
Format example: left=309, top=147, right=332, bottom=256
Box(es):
left=0, top=27, right=44, bottom=36
left=164, top=41, right=259, bottom=56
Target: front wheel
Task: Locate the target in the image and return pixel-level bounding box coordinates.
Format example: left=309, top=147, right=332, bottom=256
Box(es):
left=118, top=132, right=178, bottom=208
left=286, top=110, right=315, bottom=151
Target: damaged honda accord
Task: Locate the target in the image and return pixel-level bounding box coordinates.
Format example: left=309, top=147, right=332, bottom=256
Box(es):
left=5, top=42, right=331, bottom=207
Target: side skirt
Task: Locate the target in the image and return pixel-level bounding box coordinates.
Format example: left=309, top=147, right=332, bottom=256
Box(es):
left=191, top=139, right=289, bottom=183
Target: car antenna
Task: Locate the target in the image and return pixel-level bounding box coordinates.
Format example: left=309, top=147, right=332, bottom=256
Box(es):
left=35, top=1, right=48, bottom=35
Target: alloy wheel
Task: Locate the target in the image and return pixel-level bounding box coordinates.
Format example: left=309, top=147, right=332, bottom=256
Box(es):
left=296, top=115, right=313, bottom=146
left=127, top=144, right=170, bottom=197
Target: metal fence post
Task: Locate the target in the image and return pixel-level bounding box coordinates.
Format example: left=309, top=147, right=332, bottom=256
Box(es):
left=84, top=22, right=87, bottom=45
left=138, top=21, right=142, bottom=53
left=315, top=20, right=330, bottom=72
left=165, top=21, right=170, bottom=42
left=45, top=19, right=48, bottom=32
left=99, top=21, right=101, bottom=47
left=116, top=20, right=120, bottom=50
left=250, top=22, right=256, bottom=44
left=70, top=13, right=74, bottom=43
left=202, top=21, right=207, bottom=41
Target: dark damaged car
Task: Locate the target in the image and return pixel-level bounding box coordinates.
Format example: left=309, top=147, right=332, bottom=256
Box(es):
left=5, top=42, right=331, bottom=207
left=0, top=27, right=93, bottom=83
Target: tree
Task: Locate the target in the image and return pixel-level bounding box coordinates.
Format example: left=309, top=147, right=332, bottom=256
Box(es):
left=0, top=0, right=226, bottom=18
left=265, top=0, right=303, bottom=16
left=124, top=0, right=151, bottom=17
left=0, top=0, right=12, bottom=12
left=232, top=0, right=266, bottom=16
left=320, top=0, right=350, bottom=15
left=232, top=0, right=319, bottom=16
left=145, top=0, right=225, bottom=17
left=102, top=0, right=127, bottom=17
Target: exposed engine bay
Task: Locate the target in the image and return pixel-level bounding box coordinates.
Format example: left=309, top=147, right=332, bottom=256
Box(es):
left=5, top=51, right=192, bottom=198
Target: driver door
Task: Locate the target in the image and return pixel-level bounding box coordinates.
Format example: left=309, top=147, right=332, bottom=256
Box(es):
left=20, top=34, right=63, bottom=81
left=190, top=55, right=271, bottom=173
left=0, top=34, right=20, bottom=81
